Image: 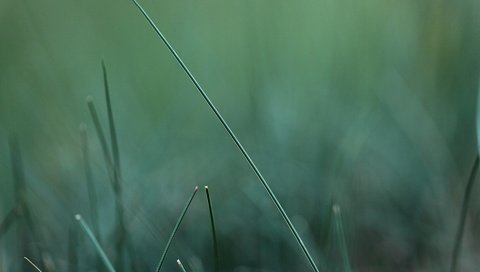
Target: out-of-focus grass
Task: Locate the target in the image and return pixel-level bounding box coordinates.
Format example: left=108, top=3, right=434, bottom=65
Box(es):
left=1, top=0, right=480, bottom=271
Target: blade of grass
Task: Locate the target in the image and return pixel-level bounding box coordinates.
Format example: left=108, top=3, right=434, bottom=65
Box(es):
left=76, top=214, right=117, bottom=272
left=80, top=124, right=101, bottom=241
left=24, top=257, right=42, bottom=272
left=86, top=96, right=115, bottom=183
left=450, top=155, right=479, bottom=272
left=176, top=259, right=187, bottom=272
left=205, top=186, right=219, bottom=272
left=131, top=2, right=320, bottom=271
left=332, top=204, right=351, bottom=272
left=101, top=60, right=137, bottom=272
left=156, top=186, right=198, bottom=272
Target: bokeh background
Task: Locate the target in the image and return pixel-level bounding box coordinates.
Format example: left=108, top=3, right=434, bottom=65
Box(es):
left=1, top=0, right=480, bottom=271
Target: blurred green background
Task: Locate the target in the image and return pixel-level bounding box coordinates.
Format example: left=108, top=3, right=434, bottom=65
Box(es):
left=1, top=0, right=480, bottom=271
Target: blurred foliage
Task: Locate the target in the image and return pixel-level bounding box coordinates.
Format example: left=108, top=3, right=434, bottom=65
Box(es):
left=1, top=0, right=480, bottom=271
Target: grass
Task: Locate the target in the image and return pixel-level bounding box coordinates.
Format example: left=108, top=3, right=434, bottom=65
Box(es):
left=205, top=186, right=219, bottom=272
left=130, top=1, right=320, bottom=270
left=155, top=186, right=198, bottom=272
left=176, top=259, right=188, bottom=272
left=76, top=214, right=117, bottom=272
left=24, top=257, right=42, bottom=272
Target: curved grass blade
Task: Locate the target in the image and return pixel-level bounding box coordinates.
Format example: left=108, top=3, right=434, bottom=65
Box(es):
left=156, top=186, right=198, bottom=272
left=76, top=214, right=117, bottom=272
left=130, top=1, right=320, bottom=271
left=205, top=186, right=219, bottom=272
left=176, top=259, right=187, bottom=272
left=24, top=257, right=42, bottom=272
left=450, top=155, right=479, bottom=272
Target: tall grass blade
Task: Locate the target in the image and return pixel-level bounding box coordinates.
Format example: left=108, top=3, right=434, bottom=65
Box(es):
left=76, top=214, right=117, bottom=272
left=450, top=155, right=479, bottom=272
left=101, top=60, right=129, bottom=272
left=130, top=2, right=320, bottom=271
left=155, top=186, right=198, bottom=272
left=80, top=124, right=101, bottom=241
left=24, top=257, right=42, bottom=272
left=86, top=96, right=115, bottom=182
left=205, top=186, right=219, bottom=272
left=176, top=259, right=188, bottom=272
left=332, top=204, right=351, bottom=272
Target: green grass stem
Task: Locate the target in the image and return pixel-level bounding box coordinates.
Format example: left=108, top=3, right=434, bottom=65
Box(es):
left=24, top=257, right=42, bottom=272
left=176, top=259, right=187, bottom=272
left=76, top=214, right=116, bottom=272
left=130, top=2, right=320, bottom=271
left=205, top=186, right=219, bottom=272
left=155, top=186, right=198, bottom=272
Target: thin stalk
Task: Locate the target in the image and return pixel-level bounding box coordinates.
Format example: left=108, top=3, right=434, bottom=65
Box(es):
left=86, top=96, right=115, bottom=183
left=176, top=259, right=187, bottom=272
left=80, top=124, right=101, bottom=241
left=450, top=155, right=479, bottom=272
left=24, top=257, right=42, bottom=272
left=101, top=60, right=136, bottom=272
left=156, top=186, right=198, bottom=272
left=76, top=214, right=116, bottom=272
left=332, top=204, right=351, bottom=272
left=205, top=186, right=219, bottom=272
left=131, top=1, right=320, bottom=271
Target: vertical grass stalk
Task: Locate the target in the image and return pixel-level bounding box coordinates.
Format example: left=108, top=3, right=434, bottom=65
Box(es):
left=205, top=186, right=219, bottom=272
left=450, top=155, right=479, bottom=272
left=156, top=186, right=198, bottom=272
left=131, top=1, right=320, bottom=271
left=76, top=214, right=117, bottom=272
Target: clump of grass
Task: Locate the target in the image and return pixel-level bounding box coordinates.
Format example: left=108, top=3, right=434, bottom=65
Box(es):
left=156, top=186, right=198, bottom=272
left=85, top=61, right=137, bottom=271
left=24, top=257, right=42, bottom=272
left=75, top=214, right=117, bottom=272
left=176, top=259, right=188, bottom=272
left=449, top=155, right=479, bottom=272
left=205, top=186, right=219, bottom=272
left=130, top=1, right=320, bottom=271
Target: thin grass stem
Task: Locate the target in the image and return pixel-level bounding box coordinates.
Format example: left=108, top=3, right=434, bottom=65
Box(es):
left=205, top=186, right=219, bottom=272
left=450, top=155, right=479, bottom=272
left=86, top=96, right=115, bottom=182
left=76, top=214, right=117, bottom=272
left=24, top=257, right=42, bottom=272
left=131, top=1, right=320, bottom=271
left=176, top=259, right=187, bottom=272
left=156, top=186, right=198, bottom=272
